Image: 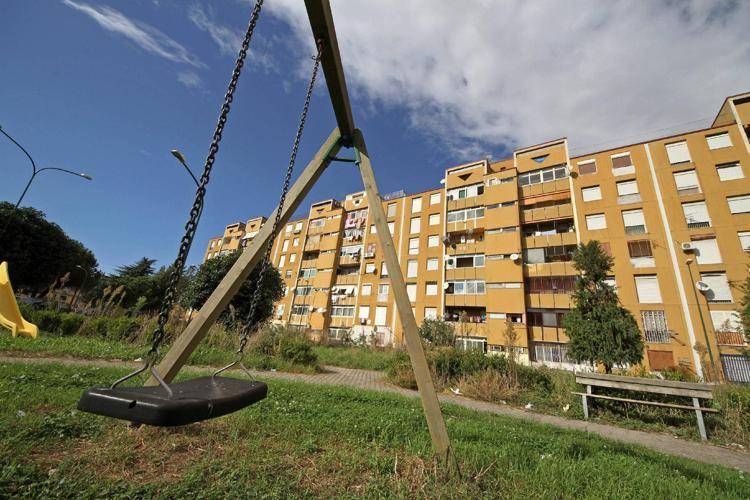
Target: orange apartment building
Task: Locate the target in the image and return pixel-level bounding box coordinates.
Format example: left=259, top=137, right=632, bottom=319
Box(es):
left=204, top=92, right=750, bottom=382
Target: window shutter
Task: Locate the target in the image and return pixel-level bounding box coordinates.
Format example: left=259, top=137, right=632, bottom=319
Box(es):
left=582, top=186, right=601, bottom=201
left=739, top=231, right=750, bottom=251
left=586, top=214, right=606, bottom=230
left=692, top=238, right=721, bottom=264
left=406, top=284, right=417, bottom=302
left=410, top=217, right=421, bottom=233
left=426, top=282, right=438, bottom=295
left=706, top=133, right=731, bottom=150
left=700, top=273, right=732, bottom=302
left=627, top=240, right=652, bottom=258
left=578, top=160, right=597, bottom=175
left=673, top=170, right=699, bottom=191
left=430, top=193, right=441, bottom=205
left=411, top=197, right=422, bottom=213
left=728, top=195, right=750, bottom=214
left=611, top=154, right=633, bottom=169
left=622, top=209, right=645, bottom=227
left=407, top=260, right=418, bottom=278
left=616, top=180, right=639, bottom=196
left=710, top=310, right=739, bottom=331
left=666, top=141, right=691, bottom=164
left=717, top=163, right=744, bottom=181
left=682, top=202, right=710, bottom=224
left=525, top=248, right=546, bottom=264
left=635, top=276, right=662, bottom=303
left=375, top=306, right=387, bottom=326
left=358, top=306, right=370, bottom=320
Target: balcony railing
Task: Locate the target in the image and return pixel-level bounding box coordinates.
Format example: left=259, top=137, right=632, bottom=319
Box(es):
left=644, top=330, right=671, bottom=343
left=716, top=331, right=746, bottom=346
left=617, top=193, right=642, bottom=205
left=686, top=220, right=711, bottom=229
left=624, top=224, right=646, bottom=235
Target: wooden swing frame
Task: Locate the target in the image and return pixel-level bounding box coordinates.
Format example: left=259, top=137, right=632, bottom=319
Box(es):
left=148, top=0, right=454, bottom=465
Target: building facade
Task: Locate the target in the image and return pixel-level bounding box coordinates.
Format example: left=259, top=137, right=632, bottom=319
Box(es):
left=204, top=92, right=750, bottom=382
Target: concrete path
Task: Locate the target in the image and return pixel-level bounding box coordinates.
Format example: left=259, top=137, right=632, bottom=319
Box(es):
left=2, top=354, right=749, bottom=473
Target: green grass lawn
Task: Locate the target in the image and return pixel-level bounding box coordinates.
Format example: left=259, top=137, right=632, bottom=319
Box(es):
left=0, top=361, right=747, bottom=498
left=313, top=345, right=397, bottom=371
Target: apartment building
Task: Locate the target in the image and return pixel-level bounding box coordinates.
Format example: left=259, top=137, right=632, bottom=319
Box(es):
left=204, top=92, right=750, bottom=382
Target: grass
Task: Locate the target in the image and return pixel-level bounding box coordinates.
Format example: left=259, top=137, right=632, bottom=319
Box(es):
left=313, top=345, right=397, bottom=371
left=0, top=360, right=748, bottom=498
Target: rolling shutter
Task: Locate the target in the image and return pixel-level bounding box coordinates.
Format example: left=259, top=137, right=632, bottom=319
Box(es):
left=586, top=214, right=606, bottom=230
left=700, top=273, right=732, bottom=302
left=728, top=195, right=750, bottom=214
left=673, top=170, right=700, bottom=191
left=692, top=238, right=721, bottom=264
left=375, top=306, right=387, bottom=326
left=582, top=186, right=602, bottom=202
left=666, top=141, right=691, bottom=164
left=635, top=275, right=662, bottom=303
left=682, top=201, right=710, bottom=225
left=706, top=133, right=731, bottom=150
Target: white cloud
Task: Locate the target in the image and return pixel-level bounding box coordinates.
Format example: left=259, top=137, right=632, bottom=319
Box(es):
left=268, top=0, right=750, bottom=156
left=63, top=0, right=204, bottom=68
left=177, top=71, right=202, bottom=88
left=188, top=4, right=277, bottom=72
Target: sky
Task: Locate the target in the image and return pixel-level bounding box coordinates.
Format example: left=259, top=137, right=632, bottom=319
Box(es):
left=1, top=0, right=748, bottom=274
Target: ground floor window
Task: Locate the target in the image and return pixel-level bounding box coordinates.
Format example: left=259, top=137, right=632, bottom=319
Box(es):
left=455, top=336, right=487, bottom=352
left=721, top=354, right=750, bottom=383
left=533, top=342, right=572, bottom=363
left=328, top=327, right=350, bottom=342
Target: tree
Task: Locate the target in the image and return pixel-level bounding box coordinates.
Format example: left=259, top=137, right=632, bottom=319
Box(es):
left=419, top=318, right=456, bottom=347
left=0, top=202, right=98, bottom=291
left=88, top=257, right=178, bottom=312
left=180, top=251, right=284, bottom=330
left=738, top=276, right=750, bottom=355
left=563, top=241, right=644, bottom=373
left=114, top=258, right=156, bottom=278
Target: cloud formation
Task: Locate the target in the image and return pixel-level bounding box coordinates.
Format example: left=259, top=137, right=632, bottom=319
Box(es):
left=63, top=0, right=204, bottom=68
left=268, top=0, right=750, bottom=157
left=177, top=71, right=202, bottom=89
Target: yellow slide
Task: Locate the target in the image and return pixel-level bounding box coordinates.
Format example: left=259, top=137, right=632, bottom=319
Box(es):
left=0, top=261, right=38, bottom=339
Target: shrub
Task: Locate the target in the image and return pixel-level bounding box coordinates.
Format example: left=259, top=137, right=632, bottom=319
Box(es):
left=78, top=316, right=140, bottom=341
left=714, top=384, right=750, bottom=447
left=278, top=335, right=317, bottom=365
left=419, top=319, right=455, bottom=347
left=17, top=307, right=86, bottom=336
left=386, top=350, right=417, bottom=390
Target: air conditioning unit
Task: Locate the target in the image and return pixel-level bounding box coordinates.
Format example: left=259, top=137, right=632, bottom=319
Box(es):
left=681, top=242, right=696, bottom=252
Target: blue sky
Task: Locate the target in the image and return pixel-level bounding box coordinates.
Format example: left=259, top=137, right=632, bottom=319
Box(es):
left=2, top=1, right=748, bottom=273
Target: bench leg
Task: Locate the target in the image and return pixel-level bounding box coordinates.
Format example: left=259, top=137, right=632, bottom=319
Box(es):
left=693, top=397, right=707, bottom=441
left=582, top=385, right=592, bottom=420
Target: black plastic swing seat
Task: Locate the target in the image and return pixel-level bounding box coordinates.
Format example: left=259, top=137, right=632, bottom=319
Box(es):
left=77, top=376, right=268, bottom=427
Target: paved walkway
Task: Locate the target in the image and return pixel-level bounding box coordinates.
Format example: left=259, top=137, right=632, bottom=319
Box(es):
left=3, top=354, right=749, bottom=473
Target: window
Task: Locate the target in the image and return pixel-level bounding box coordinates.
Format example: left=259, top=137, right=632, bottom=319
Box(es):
left=710, top=310, right=740, bottom=333
left=673, top=170, right=700, bottom=195
left=380, top=262, right=388, bottom=276
left=285, top=270, right=292, bottom=278
left=525, top=276, right=576, bottom=293
left=286, top=224, right=293, bottom=233
left=706, top=132, right=731, bottom=150
left=616, top=180, right=641, bottom=203
left=739, top=231, right=750, bottom=251
left=377, top=284, right=389, bottom=300
left=581, top=186, right=602, bottom=202
left=728, top=194, right=750, bottom=215
left=331, top=306, right=354, bottom=317
left=523, top=245, right=575, bottom=264
left=289, top=254, right=296, bottom=263
left=721, top=354, right=750, bottom=383
left=424, top=307, right=438, bottom=320
left=358, top=306, right=370, bottom=321
left=427, top=258, right=438, bottom=271
left=410, top=217, right=421, bottom=233
left=428, top=235, right=440, bottom=247
left=407, top=283, right=417, bottom=302
left=375, top=306, right=387, bottom=326
left=407, top=260, right=418, bottom=278
left=294, top=221, right=303, bottom=232
left=666, top=141, right=691, bottom=164
left=361, top=284, right=372, bottom=296
left=692, top=238, right=722, bottom=264
left=411, top=197, right=422, bottom=213
left=291, top=305, right=310, bottom=316
left=387, top=203, right=397, bottom=217
left=446, top=254, right=484, bottom=269
left=299, top=268, right=317, bottom=279
left=635, top=275, right=662, bottom=303
left=534, top=342, right=572, bottom=364
left=446, top=206, right=484, bottom=223
left=611, top=153, right=635, bottom=176
left=518, top=164, right=568, bottom=186
left=445, top=279, right=486, bottom=295
left=682, top=201, right=711, bottom=228
left=586, top=213, right=606, bottom=230
left=628, top=239, right=654, bottom=267
left=282, top=240, right=289, bottom=252
left=425, top=282, right=438, bottom=296
left=388, top=221, right=395, bottom=235
left=409, top=237, right=420, bottom=255
left=717, top=162, right=744, bottom=181
left=309, top=218, right=324, bottom=229
left=430, top=192, right=441, bottom=205
left=365, top=263, right=376, bottom=274
left=622, top=209, right=646, bottom=234
left=429, top=213, right=440, bottom=225
left=278, top=255, right=286, bottom=267
left=293, top=237, right=299, bottom=247
left=577, top=160, right=596, bottom=175
left=641, top=310, right=670, bottom=343
left=276, top=304, right=285, bottom=317
left=700, top=273, right=732, bottom=303
left=487, top=282, right=522, bottom=289
left=447, top=183, right=484, bottom=200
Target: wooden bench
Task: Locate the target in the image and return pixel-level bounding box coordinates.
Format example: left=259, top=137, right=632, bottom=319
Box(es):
left=574, top=372, right=718, bottom=440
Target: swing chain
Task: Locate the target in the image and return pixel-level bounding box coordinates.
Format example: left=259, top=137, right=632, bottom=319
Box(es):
left=236, top=39, right=324, bottom=356
left=146, top=0, right=265, bottom=361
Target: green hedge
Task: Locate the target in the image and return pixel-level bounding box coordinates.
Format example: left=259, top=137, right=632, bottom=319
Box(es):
left=15, top=305, right=140, bottom=341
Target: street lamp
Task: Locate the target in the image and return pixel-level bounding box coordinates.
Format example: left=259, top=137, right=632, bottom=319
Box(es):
left=1, top=125, right=93, bottom=209
left=170, top=149, right=200, bottom=187
left=685, top=258, right=717, bottom=379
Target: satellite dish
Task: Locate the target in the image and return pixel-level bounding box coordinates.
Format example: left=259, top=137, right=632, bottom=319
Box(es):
left=443, top=282, right=450, bottom=290
left=510, top=253, right=520, bottom=261
left=695, top=281, right=710, bottom=292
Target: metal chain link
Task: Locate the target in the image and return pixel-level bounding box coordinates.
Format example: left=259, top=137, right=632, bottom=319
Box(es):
left=147, top=0, right=265, bottom=359
left=236, top=40, right=324, bottom=355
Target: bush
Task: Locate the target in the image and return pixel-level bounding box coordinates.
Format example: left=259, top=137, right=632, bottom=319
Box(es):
left=78, top=316, right=140, bottom=341
left=278, top=335, right=317, bottom=365
left=17, top=307, right=86, bottom=337
left=419, top=319, right=456, bottom=347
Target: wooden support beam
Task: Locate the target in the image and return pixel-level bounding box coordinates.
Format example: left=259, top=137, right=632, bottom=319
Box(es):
left=149, top=128, right=343, bottom=384
left=353, top=129, right=455, bottom=467
left=304, top=0, right=355, bottom=146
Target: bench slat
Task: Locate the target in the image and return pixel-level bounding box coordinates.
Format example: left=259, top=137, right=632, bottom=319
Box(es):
left=574, top=377, right=713, bottom=399
left=572, top=392, right=719, bottom=412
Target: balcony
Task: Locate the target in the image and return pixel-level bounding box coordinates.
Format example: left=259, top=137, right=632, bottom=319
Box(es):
left=716, top=331, right=746, bottom=346
left=333, top=273, right=359, bottom=285
left=520, top=203, right=573, bottom=223
left=338, top=254, right=362, bottom=266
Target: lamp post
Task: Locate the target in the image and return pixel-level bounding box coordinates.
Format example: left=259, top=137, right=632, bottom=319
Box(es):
left=1, top=125, right=93, bottom=209
left=70, top=264, right=89, bottom=311
left=170, top=149, right=200, bottom=187
left=685, top=258, right=717, bottom=380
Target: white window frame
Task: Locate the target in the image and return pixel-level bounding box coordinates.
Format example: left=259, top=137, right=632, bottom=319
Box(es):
left=635, top=275, right=662, bottom=304
left=706, top=132, right=731, bottom=150
left=717, top=162, right=744, bottom=182
left=581, top=186, right=602, bottom=202
left=426, top=257, right=439, bottom=271
left=585, top=213, right=607, bottom=231
left=425, top=282, right=438, bottom=296
left=430, top=192, right=441, bottom=205
left=410, top=217, right=421, bottom=233
left=409, top=237, right=420, bottom=255
left=407, top=259, right=418, bottom=278
left=429, top=213, right=440, bottom=226
left=728, top=194, right=750, bottom=215
left=665, top=141, right=691, bottom=164
left=411, top=197, right=422, bottom=213
left=428, top=235, right=440, bottom=247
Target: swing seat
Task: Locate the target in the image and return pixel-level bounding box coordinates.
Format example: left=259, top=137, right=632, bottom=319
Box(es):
left=77, top=376, right=267, bottom=427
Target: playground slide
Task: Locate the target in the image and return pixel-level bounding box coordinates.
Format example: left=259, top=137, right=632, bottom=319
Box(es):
left=0, top=261, right=38, bottom=339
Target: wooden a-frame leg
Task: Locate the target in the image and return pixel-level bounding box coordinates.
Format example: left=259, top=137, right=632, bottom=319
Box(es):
left=148, top=128, right=343, bottom=384
left=353, top=129, right=455, bottom=468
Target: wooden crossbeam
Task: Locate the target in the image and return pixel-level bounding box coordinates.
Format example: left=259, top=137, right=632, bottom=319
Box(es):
left=304, top=0, right=355, bottom=146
